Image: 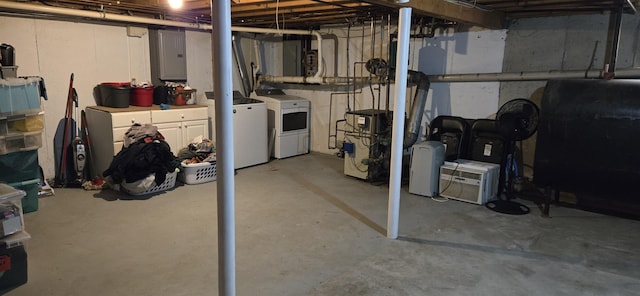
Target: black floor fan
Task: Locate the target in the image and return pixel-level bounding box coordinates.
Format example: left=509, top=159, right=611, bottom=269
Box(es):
left=485, top=98, right=540, bottom=215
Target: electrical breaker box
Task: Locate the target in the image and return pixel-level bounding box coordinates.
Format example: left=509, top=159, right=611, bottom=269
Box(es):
left=149, top=29, right=187, bottom=85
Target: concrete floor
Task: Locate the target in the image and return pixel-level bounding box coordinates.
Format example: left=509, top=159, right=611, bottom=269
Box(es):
left=4, top=152, right=640, bottom=295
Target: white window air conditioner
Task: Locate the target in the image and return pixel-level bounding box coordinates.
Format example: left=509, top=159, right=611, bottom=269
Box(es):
left=439, top=160, right=500, bottom=205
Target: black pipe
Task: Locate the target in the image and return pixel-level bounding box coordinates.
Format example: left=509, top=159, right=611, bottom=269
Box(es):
left=608, top=0, right=624, bottom=73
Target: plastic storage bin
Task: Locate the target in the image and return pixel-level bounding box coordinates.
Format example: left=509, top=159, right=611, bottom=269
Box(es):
left=0, top=183, right=25, bottom=237
left=0, top=231, right=29, bottom=249
left=121, top=171, right=177, bottom=196
left=0, top=178, right=30, bottom=292
left=179, top=161, right=217, bottom=185
left=0, top=244, right=28, bottom=291
left=0, top=131, right=42, bottom=155
left=0, top=66, right=17, bottom=78
left=99, top=82, right=130, bottom=108
left=0, top=150, right=39, bottom=184
left=0, top=78, right=41, bottom=116
left=7, top=178, right=38, bottom=214
left=130, top=87, right=153, bottom=107
left=6, top=112, right=44, bottom=133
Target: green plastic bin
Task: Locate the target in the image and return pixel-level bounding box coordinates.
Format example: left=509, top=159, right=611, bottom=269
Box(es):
left=8, top=178, right=39, bottom=214
left=0, top=150, right=39, bottom=184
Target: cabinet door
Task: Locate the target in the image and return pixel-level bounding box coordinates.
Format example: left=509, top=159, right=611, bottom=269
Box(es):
left=183, top=119, right=209, bottom=145
left=155, top=122, right=181, bottom=155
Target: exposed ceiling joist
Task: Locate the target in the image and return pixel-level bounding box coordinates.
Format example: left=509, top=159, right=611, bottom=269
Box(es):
left=0, top=0, right=636, bottom=30
left=362, top=0, right=505, bottom=29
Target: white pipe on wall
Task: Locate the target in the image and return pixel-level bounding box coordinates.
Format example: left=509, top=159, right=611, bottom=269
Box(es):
left=232, top=27, right=324, bottom=78
left=0, top=0, right=207, bottom=29
left=387, top=6, right=412, bottom=240
left=258, top=75, right=376, bottom=84
left=260, top=68, right=640, bottom=85
left=5, top=1, right=638, bottom=85
left=262, top=67, right=640, bottom=84
left=429, top=68, right=640, bottom=82
left=0, top=0, right=324, bottom=78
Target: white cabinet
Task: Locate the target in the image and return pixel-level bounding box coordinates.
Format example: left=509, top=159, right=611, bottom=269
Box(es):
left=154, top=122, right=181, bottom=153
left=151, top=108, right=208, bottom=153
left=85, top=105, right=208, bottom=178
left=85, top=107, right=151, bottom=179
left=182, top=120, right=208, bottom=147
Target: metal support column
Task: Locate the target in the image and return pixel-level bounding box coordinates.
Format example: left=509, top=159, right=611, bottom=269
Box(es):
left=387, top=5, right=412, bottom=239
left=211, top=0, right=236, bottom=295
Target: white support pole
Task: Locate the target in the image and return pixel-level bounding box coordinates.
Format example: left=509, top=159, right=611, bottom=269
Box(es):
left=387, top=6, right=412, bottom=239
left=211, top=1, right=236, bottom=295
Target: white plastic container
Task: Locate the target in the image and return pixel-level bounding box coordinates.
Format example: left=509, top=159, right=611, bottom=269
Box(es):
left=179, top=161, right=217, bottom=185
left=0, top=183, right=25, bottom=238
left=121, top=171, right=178, bottom=195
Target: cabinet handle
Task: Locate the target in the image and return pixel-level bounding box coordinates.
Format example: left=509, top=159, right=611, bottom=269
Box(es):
left=131, top=119, right=135, bottom=123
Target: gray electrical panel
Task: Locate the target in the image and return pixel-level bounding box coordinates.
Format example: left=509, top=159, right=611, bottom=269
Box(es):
left=150, top=29, right=187, bottom=85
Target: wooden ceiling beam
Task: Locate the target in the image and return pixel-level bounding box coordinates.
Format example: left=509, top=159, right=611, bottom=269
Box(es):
left=231, top=2, right=369, bottom=18
left=232, top=11, right=357, bottom=26
left=362, top=0, right=505, bottom=29
left=186, top=0, right=354, bottom=10
left=232, top=0, right=362, bottom=13
left=28, top=0, right=635, bottom=29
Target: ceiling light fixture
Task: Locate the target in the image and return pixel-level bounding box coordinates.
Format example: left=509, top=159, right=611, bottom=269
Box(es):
left=168, top=0, right=183, bottom=9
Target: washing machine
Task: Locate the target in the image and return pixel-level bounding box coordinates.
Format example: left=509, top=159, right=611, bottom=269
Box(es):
left=207, top=91, right=269, bottom=169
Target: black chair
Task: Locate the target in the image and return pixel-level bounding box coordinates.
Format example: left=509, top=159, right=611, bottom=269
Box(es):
left=469, top=119, right=508, bottom=195
left=427, top=116, right=470, bottom=161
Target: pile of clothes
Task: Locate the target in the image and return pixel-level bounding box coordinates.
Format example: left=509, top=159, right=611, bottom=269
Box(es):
left=176, top=135, right=216, bottom=165
left=103, top=123, right=179, bottom=194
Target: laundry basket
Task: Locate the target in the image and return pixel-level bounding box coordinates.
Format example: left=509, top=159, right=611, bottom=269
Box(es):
left=179, top=161, right=217, bottom=185
left=121, top=171, right=178, bottom=195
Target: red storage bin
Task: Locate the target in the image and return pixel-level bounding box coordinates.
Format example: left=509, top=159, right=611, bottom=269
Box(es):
left=130, top=87, right=153, bottom=107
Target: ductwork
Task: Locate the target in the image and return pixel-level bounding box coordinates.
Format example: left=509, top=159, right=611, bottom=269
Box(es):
left=403, top=70, right=430, bottom=148
left=232, top=34, right=252, bottom=97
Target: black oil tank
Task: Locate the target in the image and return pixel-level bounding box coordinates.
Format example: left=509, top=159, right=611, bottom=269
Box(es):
left=534, top=79, right=640, bottom=195
left=0, top=44, right=15, bottom=66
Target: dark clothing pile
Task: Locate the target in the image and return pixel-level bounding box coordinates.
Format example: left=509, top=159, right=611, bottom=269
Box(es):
left=103, top=124, right=178, bottom=186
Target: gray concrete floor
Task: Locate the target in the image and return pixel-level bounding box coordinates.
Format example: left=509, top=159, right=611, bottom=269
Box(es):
left=5, top=152, right=640, bottom=295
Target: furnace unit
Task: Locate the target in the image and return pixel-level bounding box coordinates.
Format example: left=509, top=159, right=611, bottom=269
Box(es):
left=342, top=109, right=391, bottom=181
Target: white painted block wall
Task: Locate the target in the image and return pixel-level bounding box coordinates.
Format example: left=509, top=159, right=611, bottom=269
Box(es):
left=21, top=13, right=640, bottom=180
left=0, top=16, right=150, bottom=179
